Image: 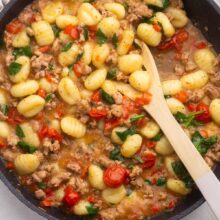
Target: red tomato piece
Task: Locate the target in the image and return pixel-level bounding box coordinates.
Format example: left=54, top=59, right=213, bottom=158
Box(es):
left=7, top=107, right=25, bottom=125
left=187, top=103, right=197, bottom=112
left=47, top=128, right=63, bottom=143
left=175, top=91, right=188, bottom=103
left=135, top=92, right=152, bottom=107
left=195, top=103, right=212, bottom=123
left=153, top=23, right=162, bottom=32
left=135, top=117, right=148, bottom=127
left=38, top=46, right=50, bottom=53
left=89, top=25, right=97, bottom=38
left=145, top=141, right=156, bottom=149
left=88, top=108, right=108, bottom=119
left=91, top=90, right=101, bottom=103
left=195, top=41, right=207, bottom=49
left=104, top=118, right=122, bottom=131
left=73, top=63, right=82, bottom=77
left=38, top=125, right=48, bottom=140
left=64, top=25, right=79, bottom=39
left=151, top=203, right=161, bottom=214
left=87, top=196, right=96, bottom=203
left=6, top=19, right=23, bottom=34
left=40, top=197, right=53, bottom=207
left=142, top=153, right=156, bottom=169
left=56, top=102, right=65, bottom=118
left=5, top=162, right=14, bottom=170
left=37, top=88, right=47, bottom=98
left=103, top=164, right=128, bottom=188
left=0, top=138, right=6, bottom=149
left=63, top=186, right=80, bottom=207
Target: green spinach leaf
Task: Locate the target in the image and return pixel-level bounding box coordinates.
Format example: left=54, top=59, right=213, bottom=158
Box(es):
left=8, top=62, right=22, bottom=75
left=86, top=204, right=99, bottom=215
left=130, top=114, right=145, bottom=122
left=63, top=42, right=73, bottom=52
left=109, top=146, right=124, bottom=161
left=101, top=89, right=115, bottom=105
left=13, top=46, right=32, bottom=58
left=17, top=141, right=37, bottom=153
left=112, top=34, right=118, bottom=48
left=107, top=68, right=117, bottom=80
left=116, top=126, right=136, bottom=141
left=96, top=29, right=107, bottom=45
left=16, top=125, right=25, bottom=138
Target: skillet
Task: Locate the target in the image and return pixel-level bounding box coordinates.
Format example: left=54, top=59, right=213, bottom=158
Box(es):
left=0, top=0, right=220, bottom=219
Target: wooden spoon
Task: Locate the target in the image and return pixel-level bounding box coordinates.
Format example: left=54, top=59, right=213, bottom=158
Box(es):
left=142, top=42, right=220, bottom=219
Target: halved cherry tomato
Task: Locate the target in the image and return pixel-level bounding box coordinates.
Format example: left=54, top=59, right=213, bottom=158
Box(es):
left=7, top=107, right=25, bottom=125
left=153, top=23, right=162, bottom=32
left=187, top=103, right=197, bottom=112
left=195, top=103, right=212, bottom=123
left=38, top=45, right=50, bottom=53
left=91, top=90, right=101, bottom=103
left=37, top=88, right=47, bottom=98
left=6, top=19, right=23, bottom=34
left=175, top=91, right=188, bottom=103
left=0, top=138, right=6, bottom=149
left=73, top=63, right=82, bottom=77
left=103, top=164, right=128, bottom=188
left=158, top=30, right=189, bottom=51
left=64, top=25, right=79, bottom=39
left=88, top=108, right=108, bottom=119
left=63, top=186, right=80, bottom=207
left=135, top=92, right=152, bottom=107
left=142, top=153, right=156, bottom=169
left=195, top=41, right=207, bottom=49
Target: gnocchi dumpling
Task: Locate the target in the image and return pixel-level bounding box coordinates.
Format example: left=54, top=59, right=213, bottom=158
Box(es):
left=0, top=90, right=7, bottom=104
left=98, top=17, right=120, bottom=37
left=165, top=7, right=188, bottom=28
left=84, top=68, right=107, bottom=91
left=193, top=48, right=216, bottom=72
left=117, top=29, right=135, bottom=56
left=58, top=44, right=80, bottom=66
left=104, top=3, right=125, bottom=20
left=155, top=136, right=174, bottom=156
left=166, top=97, right=186, bottom=114
left=162, top=79, right=182, bottom=95
left=74, top=200, right=91, bottom=215
left=10, top=80, right=39, bottom=98
left=81, top=41, right=94, bottom=65
left=41, top=2, right=63, bottom=24
left=88, top=164, right=106, bottom=190
left=144, top=0, right=163, bottom=7
left=153, top=12, right=175, bottom=38
left=77, top=3, right=101, bottom=26
left=61, top=116, right=86, bottom=138
left=165, top=156, right=178, bottom=177
left=32, top=21, right=55, bottom=46
left=49, top=119, right=61, bottom=133
left=209, top=99, right=220, bottom=125
left=180, top=70, right=209, bottom=90
left=129, top=70, right=151, bottom=92
left=58, top=77, right=81, bottom=105
left=92, top=44, right=110, bottom=68
left=111, top=127, right=127, bottom=145
left=102, top=185, right=126, bottom=204
left=14, top=154, right=40, bottom=175
left=12, top=31, right=30, bottom=48
left=167, top=178, right=191, bottom=195
left=0, top=121, right=10, bottom=138
left=121, top=134, right=142, bottom=158
left=137, top=23, right=162, bottom=47
left=140, top=121, right=160, bottom=139
left=56, top=15, right=78, bottom=29
left=39, top=78, right=53, bottom=93
left=9, top=56, right=30, bottom=83
left=20, top=123, right=40, bottom=147
left=17, top=95, right=45, bottom=117
left=102, top=80, right=117, bottom=96
left=59, top=31, right=73, bottom=44
left=118, top=54, right=143, bottom=74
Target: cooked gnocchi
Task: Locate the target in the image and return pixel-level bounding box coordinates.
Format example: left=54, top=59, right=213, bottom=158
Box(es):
left=0, top=0, right=219, bottom=219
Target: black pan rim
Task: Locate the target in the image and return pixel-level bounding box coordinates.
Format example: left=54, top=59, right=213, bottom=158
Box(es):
left=0, top=0, right=219, bottom=219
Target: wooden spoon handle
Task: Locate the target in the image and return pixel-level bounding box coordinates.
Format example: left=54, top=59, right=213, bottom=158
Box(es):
left=146, top=105, right=220, bottom=218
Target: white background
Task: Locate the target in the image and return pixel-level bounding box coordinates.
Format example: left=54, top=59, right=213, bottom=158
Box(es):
left=0, top=0, right=220, bottom=219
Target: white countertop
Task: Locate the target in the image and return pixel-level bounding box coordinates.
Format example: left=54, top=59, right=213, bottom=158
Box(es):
left=0, top=180, right=217, bottom=220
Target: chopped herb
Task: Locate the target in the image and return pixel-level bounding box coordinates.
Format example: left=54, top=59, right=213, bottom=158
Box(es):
left=156, top=176, right=167, bottom=186
left=8, top=62, right=22, bottom=75
left=128, top=164, right=135, bottom=169
left=134, top=155, right=144, bottom=163
left=96, top=29, right=107, bottom=45
left=191, top=131, right=218, bottom=155
left=68, top=63, right=73, bottom=73
left=0, top=36, right=5, bottom=49
left=52, top=25, right=61, bottom=38
left=123, top=2, right=129, bottom=11
left=48, top=63, right=54, bottom=70
left=112, top=34, right=118, bottom=48
left=164, top=95, right=171, bottom=99
left=145, top=179, right=152, bottom=185
left=63, top=42, right=73, bottom=52
left=109, top=146, right=124, bottom=162
left=152, top=133, right=162, bottom=142
left=37, top=182, right=47, bottom=190
left=0, top=104, right=9, bottom=115
left=107, top=68, right=117, bottom=80
left=45, top=93, right=53, bottom=102
left=17, top=141, right=37, bottom=153
left=83, top=26, right=89, bottom=40
left=130, top=114, right=145, bottom=122
left=172, top=160, right=194, bottom=188
left=75, top=52, right=84, bottom=62
left=116, top=126, right=136, bottom=141
left=175, top=111, right=203, bottom=128
left=13, top=46, right=32, bottom=58
left=133, top=41, right=141, bottom=49
left=142, top=16, right=155, bottom=24
left=86, top=204, right=99, bottom=215
left=101, top=89, right=115, bottom=105
left=16, top=125, right=25, bottom=138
